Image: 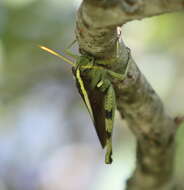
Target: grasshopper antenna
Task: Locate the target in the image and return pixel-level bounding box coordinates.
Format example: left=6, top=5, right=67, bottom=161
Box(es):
left=39, top=45, right=75, bottom=67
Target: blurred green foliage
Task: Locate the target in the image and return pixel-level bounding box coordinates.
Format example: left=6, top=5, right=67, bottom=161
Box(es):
left=0, top=0, right=77, bottom=107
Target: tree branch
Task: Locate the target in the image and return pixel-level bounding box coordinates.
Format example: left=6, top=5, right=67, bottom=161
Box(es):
left=113, top=43, right=177, bottom=190
left=76, top=0, right=184, bottom=57
left=82, top=0, right=184, bottom=27
left=75, top=0, right=183, bottom=189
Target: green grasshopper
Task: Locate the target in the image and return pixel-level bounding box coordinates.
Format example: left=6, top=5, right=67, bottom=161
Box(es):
left=39, top=45, right=129, bottom=164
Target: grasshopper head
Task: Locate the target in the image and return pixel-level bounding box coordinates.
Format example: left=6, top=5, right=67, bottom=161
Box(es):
left=76, top=55, right=94, bottom=69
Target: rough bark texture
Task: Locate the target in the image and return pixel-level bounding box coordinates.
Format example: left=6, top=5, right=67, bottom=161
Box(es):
left=113, top=43, right=176, bottom=190
left=75, top=0, right=184, bottom=189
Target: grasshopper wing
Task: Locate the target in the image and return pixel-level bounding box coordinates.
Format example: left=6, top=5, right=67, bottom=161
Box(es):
left=72, top=67, right=107, bottom=148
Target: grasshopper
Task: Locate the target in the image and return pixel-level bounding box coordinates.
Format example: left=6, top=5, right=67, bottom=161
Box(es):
left=39, top=43, right=130, bottom=164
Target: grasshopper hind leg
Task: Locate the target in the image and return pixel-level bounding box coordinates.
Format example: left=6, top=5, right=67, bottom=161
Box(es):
left=97, top=79, right=116, bottom=164
left=105, top=84, right=116, bottom=164
left=105, top=138, right=113, bottom=164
